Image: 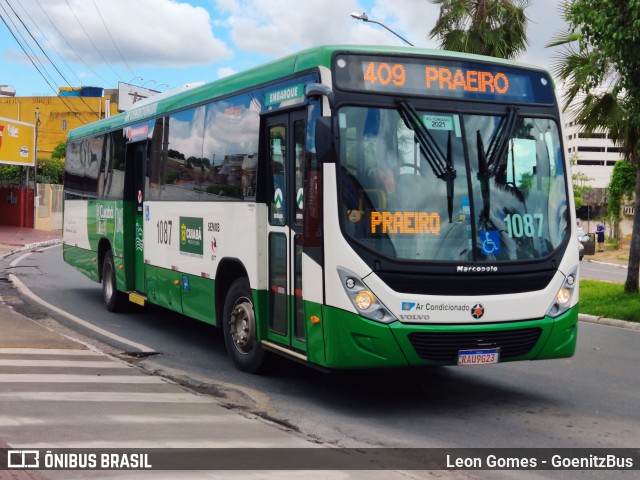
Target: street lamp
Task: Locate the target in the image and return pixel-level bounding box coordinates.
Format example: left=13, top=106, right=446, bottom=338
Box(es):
left=350, top=12, right=414, bottom=47
left=128, top=76, right=143, bottom=85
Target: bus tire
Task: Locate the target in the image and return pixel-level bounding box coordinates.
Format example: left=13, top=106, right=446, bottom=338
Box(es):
left=102, top=251, right=127, bottom=312
left=223, top=277, right=266, bottom=373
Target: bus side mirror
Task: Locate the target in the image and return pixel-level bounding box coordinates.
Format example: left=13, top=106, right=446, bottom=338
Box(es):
left=315, top=116, right=335, bottom=164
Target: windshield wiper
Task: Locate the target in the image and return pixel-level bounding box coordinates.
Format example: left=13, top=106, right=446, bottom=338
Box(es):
left=487, top=106, right=519, bottom=180
left=397, top=100, right=457, bottom=223
left=476, top=106, right=519, bottom=226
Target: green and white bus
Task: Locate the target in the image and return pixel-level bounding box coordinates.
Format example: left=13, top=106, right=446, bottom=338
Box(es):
left=63, top=45, right=578, bottom=372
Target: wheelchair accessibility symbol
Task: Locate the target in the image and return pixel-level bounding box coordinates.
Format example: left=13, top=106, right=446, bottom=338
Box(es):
left=481, top=230, right=501, bottom=255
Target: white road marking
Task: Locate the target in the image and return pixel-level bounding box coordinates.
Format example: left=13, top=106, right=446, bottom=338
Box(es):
left=0, top=374, right=164, bottom=383
left=0, top=391, right=214, bottom=403
left=0, top=359, right=130, bottom=368
left=9, top=271, right=155, bottom=353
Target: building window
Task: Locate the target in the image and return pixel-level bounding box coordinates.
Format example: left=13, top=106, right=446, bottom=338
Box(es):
left=577, top=160, right=605, bottom=166
left=62, top=119, right=67, bottom=131
left=577, top=146, right=606, bottom=153
left=578, top=132, right=606, bottom=139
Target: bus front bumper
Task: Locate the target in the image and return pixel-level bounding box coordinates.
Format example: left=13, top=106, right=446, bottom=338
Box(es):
left=319, top=305, right=578, bottom=369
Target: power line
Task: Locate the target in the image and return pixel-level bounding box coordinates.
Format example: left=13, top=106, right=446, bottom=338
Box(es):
left=91, top=0, right=136, bottom=78
left=63, top=0, right=123, bottom=82
left=0, top=3, right=59, bottom=94
left=5, top=0, right=76, bottom=91
left=14, top=0, right=84, bottom=86
left=0, top=3, right=100, bottom=124
left=34, top=0, right=107, bottom=84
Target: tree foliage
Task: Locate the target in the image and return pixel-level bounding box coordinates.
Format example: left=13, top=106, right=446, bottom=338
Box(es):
left=36, top=157, right=64, bottom=184
left=569, top=154, right=592, bottom=211
left=51, top=141, right=66, bottom=161
left=0, top=157, right=64, bottom=185
left=549, top=0, right=640, bottom=293
left=607, top=161, right=637, bottom=222
left=428, top=0, right=530, bottom=58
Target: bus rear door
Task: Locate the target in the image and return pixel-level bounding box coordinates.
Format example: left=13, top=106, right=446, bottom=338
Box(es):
left=124, top=140, right=147, bottom=295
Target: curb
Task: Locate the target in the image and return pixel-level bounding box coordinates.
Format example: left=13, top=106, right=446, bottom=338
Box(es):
left=586, top=258, right=628, bottom=269
left=0, top=239, right=62, bottom=261
left=578, top=313, right=640, bottom=330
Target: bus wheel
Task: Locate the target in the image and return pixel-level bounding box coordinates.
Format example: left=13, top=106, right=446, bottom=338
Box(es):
left=102, top=251, right=126, bottom=312
left=223, top=278, right=265, bottom=373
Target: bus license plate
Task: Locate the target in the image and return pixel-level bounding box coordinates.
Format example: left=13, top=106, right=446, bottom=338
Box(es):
left=457, top=348, right=500, bottom=366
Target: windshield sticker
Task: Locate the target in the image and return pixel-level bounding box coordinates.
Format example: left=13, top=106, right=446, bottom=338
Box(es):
left=371, top=211, right=441, bottom=234
left=480, top=230, right=501, bottom=255
left=423, top=114, right=461, bottom=137
left=348, top=210, right=362, bottom=223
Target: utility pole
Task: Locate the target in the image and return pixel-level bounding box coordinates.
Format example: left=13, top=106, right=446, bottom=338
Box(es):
left=33, top=108, right=40, bottom=229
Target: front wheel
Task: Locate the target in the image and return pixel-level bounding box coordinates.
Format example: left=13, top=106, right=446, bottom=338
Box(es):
left=102, top=250, right=127, bottom=312
left=222, top=278, right=266, bottom=373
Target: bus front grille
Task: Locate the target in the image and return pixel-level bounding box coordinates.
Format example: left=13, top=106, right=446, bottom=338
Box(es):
left=408, top=328, right=542, bottom=362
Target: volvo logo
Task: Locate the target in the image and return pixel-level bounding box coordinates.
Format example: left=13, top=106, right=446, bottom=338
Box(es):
left=471, top=304, right=485, bottom=319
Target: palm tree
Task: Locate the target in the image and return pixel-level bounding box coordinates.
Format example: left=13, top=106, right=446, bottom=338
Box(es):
left=548, top=15, right=640, bottom=293
left=428, top=0, right=530, bottom=59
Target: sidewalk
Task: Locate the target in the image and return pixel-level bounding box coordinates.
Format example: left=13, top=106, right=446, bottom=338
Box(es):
left=0, top=226, right=61, bottom=257
left=584, top=238, right=631, bottom=268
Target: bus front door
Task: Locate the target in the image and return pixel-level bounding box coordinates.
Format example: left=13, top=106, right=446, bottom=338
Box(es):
left=265, top=111, right=307, bottom=357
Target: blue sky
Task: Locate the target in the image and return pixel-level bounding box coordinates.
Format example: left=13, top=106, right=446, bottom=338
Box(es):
left=0, top=0, right=568, bottom=98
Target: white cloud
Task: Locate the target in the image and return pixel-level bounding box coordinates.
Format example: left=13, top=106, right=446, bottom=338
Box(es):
left=22, top=0, right=231, bottom=67
left=214, top=0, right=412, bottom=57
left=217, top=67, right=237, bottom=78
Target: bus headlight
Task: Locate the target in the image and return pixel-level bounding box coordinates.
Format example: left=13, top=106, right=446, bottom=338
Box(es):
left=547, top=268, right=578, bottom=318
left=337, top=268, right=396, bottom=324
left=355, top=290, right=374, bottom=310
left=556, top=287, right=571, bottom=305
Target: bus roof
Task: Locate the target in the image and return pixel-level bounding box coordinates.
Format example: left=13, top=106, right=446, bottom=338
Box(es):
left=67, top=44, right=551, bottom=142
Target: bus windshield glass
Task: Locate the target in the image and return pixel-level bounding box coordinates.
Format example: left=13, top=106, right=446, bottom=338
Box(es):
left=337, top=105, right=569, bottom=262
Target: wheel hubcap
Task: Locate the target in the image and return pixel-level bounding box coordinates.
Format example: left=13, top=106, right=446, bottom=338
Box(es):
left=229, top=297, right=255, bottom=354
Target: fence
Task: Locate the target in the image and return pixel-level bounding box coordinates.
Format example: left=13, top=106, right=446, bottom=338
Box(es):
left=35, top=183, right=62, bottom=231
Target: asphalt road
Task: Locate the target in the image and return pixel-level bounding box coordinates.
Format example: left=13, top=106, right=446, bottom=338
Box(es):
left=4, top=245, right=640, bottom=479
left=579, top=258, right=629, bottom=283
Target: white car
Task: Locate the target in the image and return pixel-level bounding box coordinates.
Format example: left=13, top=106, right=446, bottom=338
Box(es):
left=578, top=238, right=584, bottom=261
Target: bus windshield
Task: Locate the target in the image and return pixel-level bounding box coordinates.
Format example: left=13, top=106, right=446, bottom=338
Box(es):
left=337, top=105, right=569, bottom=262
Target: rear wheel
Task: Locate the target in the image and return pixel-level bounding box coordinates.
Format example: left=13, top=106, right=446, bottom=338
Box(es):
left=222, top=278, right=266, bottom=373
left=102, top=250, right=127, bottom=312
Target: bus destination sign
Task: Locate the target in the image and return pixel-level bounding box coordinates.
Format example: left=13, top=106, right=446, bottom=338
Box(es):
left=334, top=54, right=555, bottom=104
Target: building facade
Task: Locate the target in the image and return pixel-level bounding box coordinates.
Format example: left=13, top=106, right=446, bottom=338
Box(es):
left=0, top=87, right=118, bottom=158
left=563, top=115, right=635, bottom=239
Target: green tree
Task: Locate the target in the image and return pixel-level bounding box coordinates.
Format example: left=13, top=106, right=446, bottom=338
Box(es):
left=569, top=153, right=593, bottom=211
left=51, top=141, right=66, bottom=160
left=36, top=157, right=64, bottom=184
left=428, top=0, right=530, bottom=58
left=607, top=160, right=637, bottom=242
left=548, top=1, right=640, bottom=293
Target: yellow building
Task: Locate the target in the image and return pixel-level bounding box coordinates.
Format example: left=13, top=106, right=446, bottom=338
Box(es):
left=0, top=87, right=118, bottom=158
